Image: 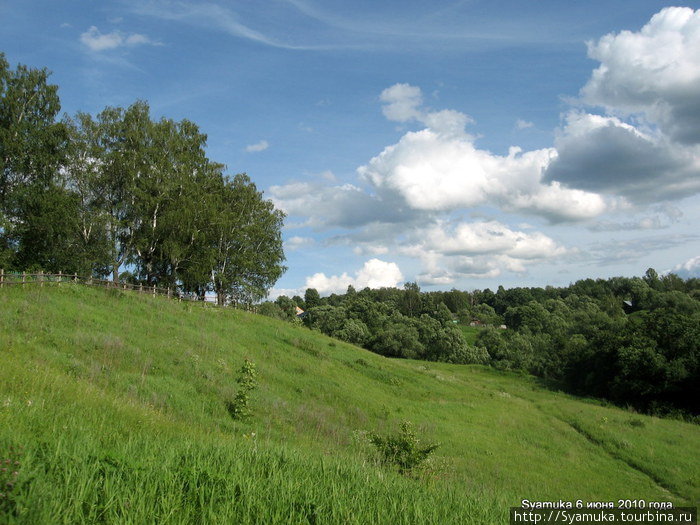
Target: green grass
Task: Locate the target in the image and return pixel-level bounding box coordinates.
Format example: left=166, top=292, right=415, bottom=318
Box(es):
left=458, top=324, right=482, bottom=344
left=1, top=285, right=698, bottom=523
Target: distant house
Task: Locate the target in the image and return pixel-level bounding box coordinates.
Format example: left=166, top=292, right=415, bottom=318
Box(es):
left=295, top=306, right=307, bottom=319
left=622, top=299, right=634, bottom=313
left=498, top=324, right=507, bottom=330
left=469, top=320, right=484, bottom=327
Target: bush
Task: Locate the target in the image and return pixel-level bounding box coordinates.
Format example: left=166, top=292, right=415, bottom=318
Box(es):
left=368, top=421, right=438, bottom=475
left=226, top=360, right=258, bottom=421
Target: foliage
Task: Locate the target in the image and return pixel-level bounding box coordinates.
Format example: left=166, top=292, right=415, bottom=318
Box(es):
left=369, top=421, right=439, bottom=475
left=263, top=267, right=700, bottom=417
left=226, top=360, right=258, bottom=421
left=0, top=53, right=286, bottom=299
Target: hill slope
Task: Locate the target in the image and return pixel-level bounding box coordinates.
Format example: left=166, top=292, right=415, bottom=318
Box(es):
left=1, top=285, right=698, bottom=523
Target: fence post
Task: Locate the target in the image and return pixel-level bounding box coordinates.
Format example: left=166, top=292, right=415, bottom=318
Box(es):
left=58, top=270, right=62, bottom=287
left=152, top=284, right=156, bottom=298
left=73, top=273, right=77, bottom=283
left=0, top=268, right=3, bottom=288
left=39, top=270, right=43, bottom=287
left=139, top=283, right=143, bottom=294
left=22, top=271, right=26, bottom=284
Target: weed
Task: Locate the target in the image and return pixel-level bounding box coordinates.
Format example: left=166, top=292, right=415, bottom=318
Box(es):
left=226, top=360, right=258, bottom=421
left=368, top=421, right=439, bottom=476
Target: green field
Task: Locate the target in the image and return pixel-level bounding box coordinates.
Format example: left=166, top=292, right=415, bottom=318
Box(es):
left=458, top=324, right=482, bottom=345
left=1, top=285, right=698, bottom=523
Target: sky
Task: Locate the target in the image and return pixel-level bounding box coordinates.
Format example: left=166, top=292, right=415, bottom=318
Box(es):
left=2, top=0, right=700, bottom=297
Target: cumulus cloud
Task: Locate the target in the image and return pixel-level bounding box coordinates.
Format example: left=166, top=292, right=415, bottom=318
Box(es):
left=581, top=7, right=700, bottom=145
left=269, top=180, right=421, bottom=229
left=359, top=90, right=608, bottom=223
left=305, top=259, right=404, bottom=295
left=668, top=255, right=700, bottom=278
left=80, top=26, right=158, bottom=51
left=281, top=8, right=700, bottom=291
left=544, top=112, right=700, bottom=203
left=402, top=220, right=567, bottom=283
left=380, top=83, right=424, bottom=122
left=363, top=8, right=700, bottom=220
left=245, top=140, right=269, bottom=152
left=412, top=220, right=566, bottom=259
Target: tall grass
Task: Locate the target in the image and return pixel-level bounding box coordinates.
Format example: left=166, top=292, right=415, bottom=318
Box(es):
left=1, top=284, right=698, bottom=523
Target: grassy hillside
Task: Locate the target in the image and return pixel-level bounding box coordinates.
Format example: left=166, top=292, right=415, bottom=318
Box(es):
left=1, top=284, right=698, bottom=523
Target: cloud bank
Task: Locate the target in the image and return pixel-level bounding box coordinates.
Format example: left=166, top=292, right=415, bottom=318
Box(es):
left=305, top=259, right=404, bottom=295
left=273, top=7, right=700, bottom=289
left=581, top=7, right=700, bottom=145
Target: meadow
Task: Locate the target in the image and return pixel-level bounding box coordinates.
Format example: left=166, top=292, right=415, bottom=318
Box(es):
left=1, top=284, right=698, bottom=523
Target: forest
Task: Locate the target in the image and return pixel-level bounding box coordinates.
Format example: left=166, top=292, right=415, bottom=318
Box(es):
left=0, top=53, right=286, bottom=305
left=263, top=269, right=700, bottom=419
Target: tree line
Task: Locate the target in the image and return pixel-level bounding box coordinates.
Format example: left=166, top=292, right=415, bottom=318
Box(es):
left=263, top=270, right=700, bottom=418
left=0, top=53, right=286, bottom=304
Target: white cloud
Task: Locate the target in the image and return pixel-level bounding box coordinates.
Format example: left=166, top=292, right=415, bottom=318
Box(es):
left=380, top=83, right=423, bottom=122
left=285, top=236, right=314, bottom=251
left=413, top=220, right=566, bottom=259
left=359, top=91, right=608, bottom=223
left=669, top=255, right=700, bottom=278
left=80, top=26, right=157, bottom=52
left=245, top=140, right=269, bottom=152
left=305, top=259, right=404, bottom=295
left=581, top=7, right=700, bottom=145
left=401, top=220, right=567, bottom=283
left=274, top=9, right=700, bottom=292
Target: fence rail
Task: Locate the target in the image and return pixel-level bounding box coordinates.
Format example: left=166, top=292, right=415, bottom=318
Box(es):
left=0, top=269, right=224, bottom=306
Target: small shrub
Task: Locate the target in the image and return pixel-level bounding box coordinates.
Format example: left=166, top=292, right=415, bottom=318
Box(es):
left=226, top=360, right=258, bottom=421
left=368, top=421, right=439, bottom=475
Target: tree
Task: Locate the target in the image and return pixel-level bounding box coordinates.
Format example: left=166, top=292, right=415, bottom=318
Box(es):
left=209, top=174, right=286, bottom=306
left=0, top=53, right=68, bottom=270
left=304, top=287, right=321, bottom=309
left=399, top=282, right=421, bottom=317
left=63, top=103, right=150, bottom=282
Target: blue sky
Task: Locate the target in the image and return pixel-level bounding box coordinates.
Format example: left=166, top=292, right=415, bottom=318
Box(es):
left=2, top=1, right=700, bottom=296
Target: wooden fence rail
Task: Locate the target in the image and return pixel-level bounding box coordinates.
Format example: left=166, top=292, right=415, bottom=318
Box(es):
left=0, top=269, right=222, bottom=306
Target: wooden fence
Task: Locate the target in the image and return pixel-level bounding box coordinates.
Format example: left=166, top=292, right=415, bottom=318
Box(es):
left=0, top=269, right=222, bottom=306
